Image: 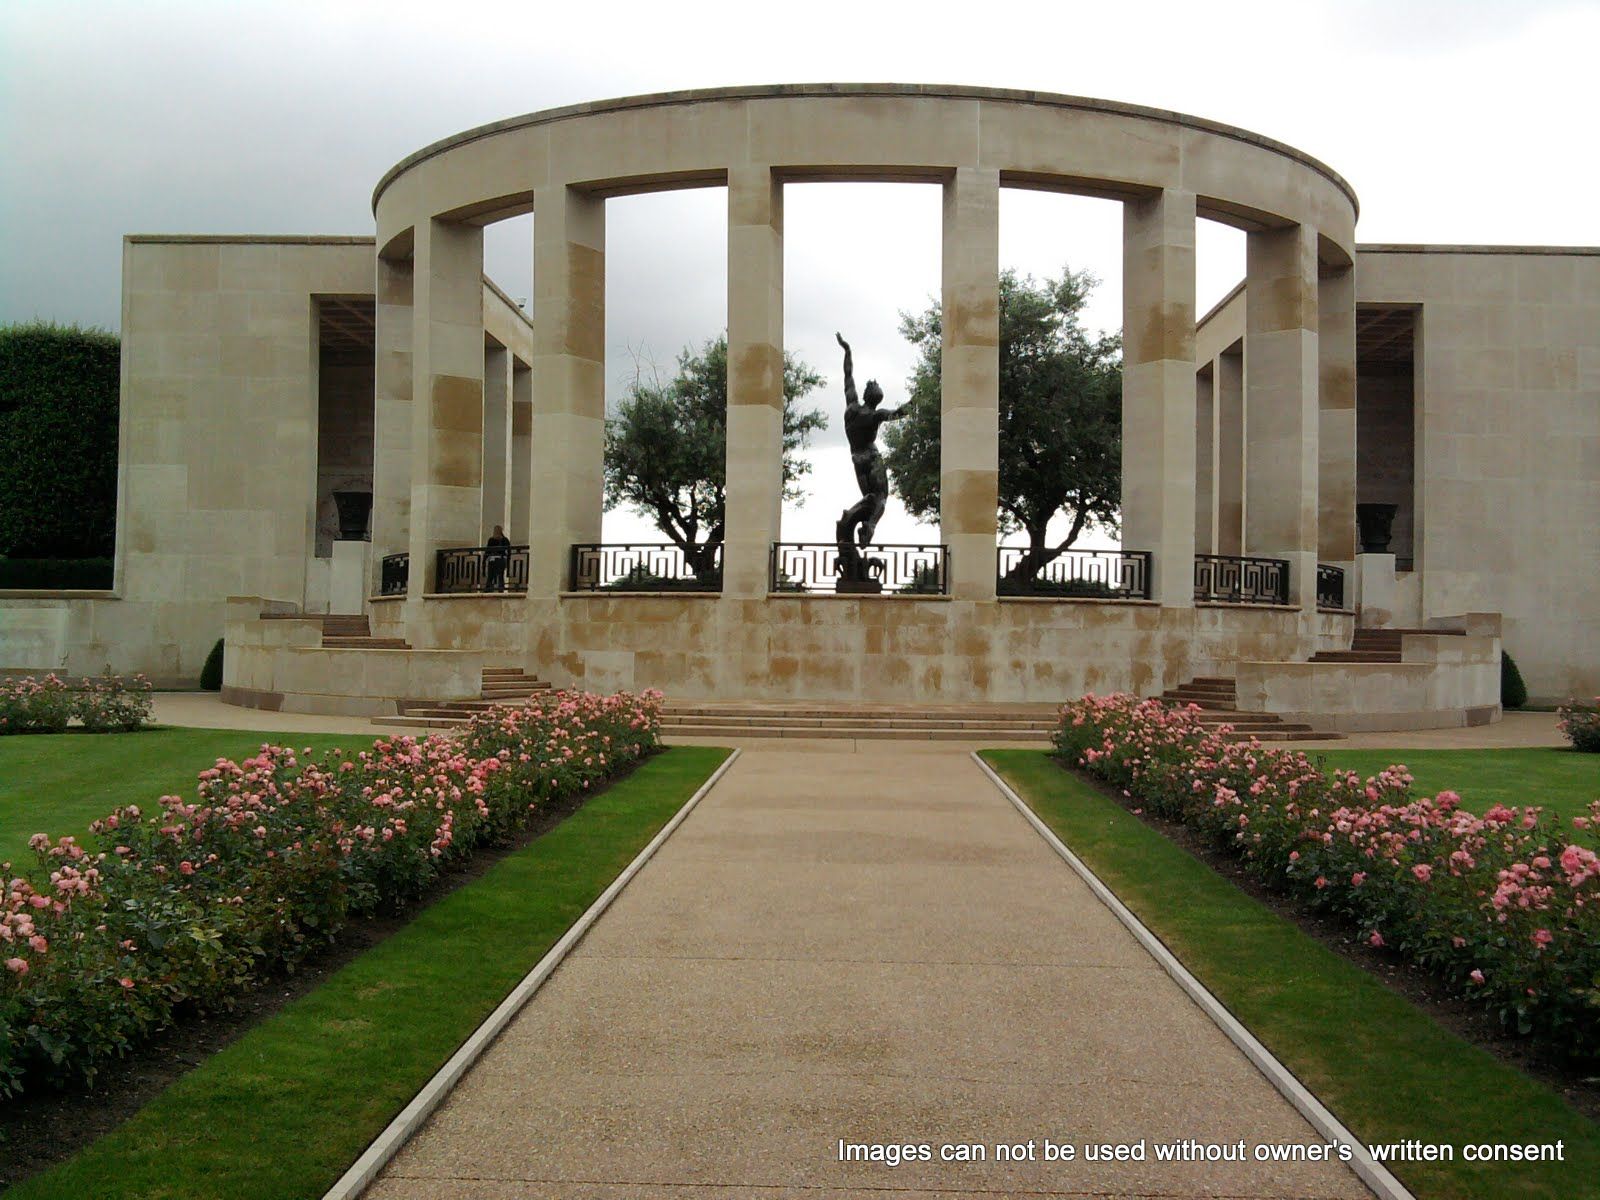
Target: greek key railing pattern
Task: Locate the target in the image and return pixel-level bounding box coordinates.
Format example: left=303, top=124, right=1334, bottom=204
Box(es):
left=1316, top=563, right=1347, bottom=610
left=1194, top=554, right=1290, bottom=605
left=434, top=544, right=529, bottom=594
left=567, top=543, right=722, bottom=592
left=996, top=547, right=1151, bottom=599
left=770, top=544, right=949, bottom=595
left=379, top=553, right=409, bottom=596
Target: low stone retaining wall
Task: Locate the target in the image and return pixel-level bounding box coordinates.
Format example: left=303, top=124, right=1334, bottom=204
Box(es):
left=222, top=596, right=482, bottom=716
left=1235, top=613, right=1502, bottom=730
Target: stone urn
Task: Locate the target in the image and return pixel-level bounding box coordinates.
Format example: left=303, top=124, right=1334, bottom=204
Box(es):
left=332, top=491, right=373, bottom=542
left=1356, top=502, right=1398, bottom=554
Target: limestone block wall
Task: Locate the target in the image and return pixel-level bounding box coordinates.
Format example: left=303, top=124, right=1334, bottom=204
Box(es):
left=0, top=597, right=74, bottom=673
left=1360, top=247, right=1600, bottom=702
left=502, top=595, right=1351, bottom=705
left=370, top=594, right=530, bottom=665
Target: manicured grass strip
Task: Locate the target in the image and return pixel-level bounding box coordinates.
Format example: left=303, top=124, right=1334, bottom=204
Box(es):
left=0, top=728, right=358, bottom=866
left=1315, top=747, right=1598, bottom=824
left=983, top=750, right=1599, bottom=1200
left=4, top=746, right=732, bottom=1200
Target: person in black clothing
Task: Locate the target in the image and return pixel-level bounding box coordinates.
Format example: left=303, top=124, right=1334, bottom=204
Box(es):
left=484, top=525, right=512, bottom=592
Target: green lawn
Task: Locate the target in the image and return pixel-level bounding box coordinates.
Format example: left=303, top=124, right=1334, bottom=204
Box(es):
left=984, top=750, right=1600, bottom=1200
left=3, top=745, right=731, bottom=1200
left=1316, top=747, right=1598, bottom=823
left=0, top=728, right=359, bottom=868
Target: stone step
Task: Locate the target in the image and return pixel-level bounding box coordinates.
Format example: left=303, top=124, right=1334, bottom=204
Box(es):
left=1309, top=650, right=1402, bottom=663
left=373, top=715, right=466, bottom=730
left=660, top=714, right=1058, bottom=731
left=664, top=724, right=1053, bottom=742
left=322, top=636, right=412, bottom=649
left=1189, top=675, right=1237, bottom=685
left=660, top=709, right=1057, bottom=725
left=1229, top=729, right=1343, bottom=742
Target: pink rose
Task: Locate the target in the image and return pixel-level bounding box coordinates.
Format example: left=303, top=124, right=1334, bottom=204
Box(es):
left=1469, top=969, right=1485, bottom=985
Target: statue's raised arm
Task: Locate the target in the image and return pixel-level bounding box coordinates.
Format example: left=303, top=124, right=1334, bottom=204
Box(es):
left=836, top=332, right=858, bottom=407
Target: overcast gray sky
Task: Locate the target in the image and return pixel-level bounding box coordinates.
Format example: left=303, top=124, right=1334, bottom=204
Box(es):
left=3, top=0, right=1596, bottom=546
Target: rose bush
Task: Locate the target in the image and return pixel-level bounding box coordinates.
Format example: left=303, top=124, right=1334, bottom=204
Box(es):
left=0, top=688, right=662, bottom=1098
left=1558, top=699, right=1600, bottom=753
left=0, top=670, right=153, bottom=735
left=1055, top=693, right=1600, bottom=1059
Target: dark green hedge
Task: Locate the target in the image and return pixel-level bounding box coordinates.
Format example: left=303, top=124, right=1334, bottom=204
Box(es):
left=200, top=638, right=224, bottom=691
left=0, top=557, right=113, bottom=589
left=0, top=323, right=120, bottom=559
left=1501, top=650, right=1528, bottom=709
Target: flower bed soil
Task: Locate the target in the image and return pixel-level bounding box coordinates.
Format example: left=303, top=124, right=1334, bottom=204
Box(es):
left=1057, top=757, right=1600, bottom=1123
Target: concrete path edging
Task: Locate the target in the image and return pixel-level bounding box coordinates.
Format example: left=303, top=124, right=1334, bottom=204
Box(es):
left=972, top=752, right=1414, bottom=1200
left=321, top=747, right=742, bottom=1200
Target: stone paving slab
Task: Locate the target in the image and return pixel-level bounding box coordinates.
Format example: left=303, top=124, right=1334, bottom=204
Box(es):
left=369, top=747, right=1372, bottom=1199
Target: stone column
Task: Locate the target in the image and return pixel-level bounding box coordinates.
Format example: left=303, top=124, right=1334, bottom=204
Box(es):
left=1318, top=262, right=1357, bottom=580
left=528, top=186, right=605, bottom=596
left=1194, top=363, right=1216, bottom=554
left=407, top=219, right=485, bottom=597
left=509, top=360, right=532, bottom=542
left=480, top=342, right=510, bottom=540
left=724, top=166, right=784, bottom=597
left=1121, top=188, right=1197, bottom=606
left=1244, top=223, right=1319, bottom=607
left=1215, top=346, right=1245, bottom=556
left=371, top=253, right=413, bottom=594
left=940, top=167, right=1000, bottom=601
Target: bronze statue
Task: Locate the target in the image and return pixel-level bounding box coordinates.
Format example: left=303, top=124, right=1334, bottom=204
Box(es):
left=834, top=333, right=908, bottom=589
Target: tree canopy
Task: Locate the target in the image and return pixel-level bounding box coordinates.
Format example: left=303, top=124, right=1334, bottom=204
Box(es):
left=603, top=334, right=826, bottom=578
left=0, top=322, right=121, bottom=560
left=883, top=268, right=1122, bottom=581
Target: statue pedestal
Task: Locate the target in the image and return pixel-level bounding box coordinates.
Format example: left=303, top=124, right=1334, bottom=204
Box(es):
left=836, top=578, right=883, bottom=595
left=330, top=540, right=370, bottom=615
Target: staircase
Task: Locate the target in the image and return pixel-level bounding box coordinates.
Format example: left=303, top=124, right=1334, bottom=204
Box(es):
left=316, top=614, right=411, bottom=650
left=1308, top=626, right=1463, bottom=664
left=658, top=701, right=1058, bottom=742
left=374, top=667, right=552, bottom=729
left=1157, top=677, right=1341, bottom=742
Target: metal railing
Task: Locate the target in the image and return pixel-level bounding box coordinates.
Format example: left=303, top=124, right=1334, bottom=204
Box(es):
left=996, top=547, right=1151, bottom=599
left=1194, top=553, right=1290, bottom=605
left=434, top=544, right=529, bottom=594
left=770, top=543, right=949, bottom=595
left=1316, top=563, right=1347, bottom=610
left=568, top=542, right=722, bottom=592
left=379, top=553, right=409, bottom=596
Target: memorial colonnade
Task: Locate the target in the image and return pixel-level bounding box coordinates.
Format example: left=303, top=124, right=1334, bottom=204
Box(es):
left=366, top=87, right=1360, bottom=670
